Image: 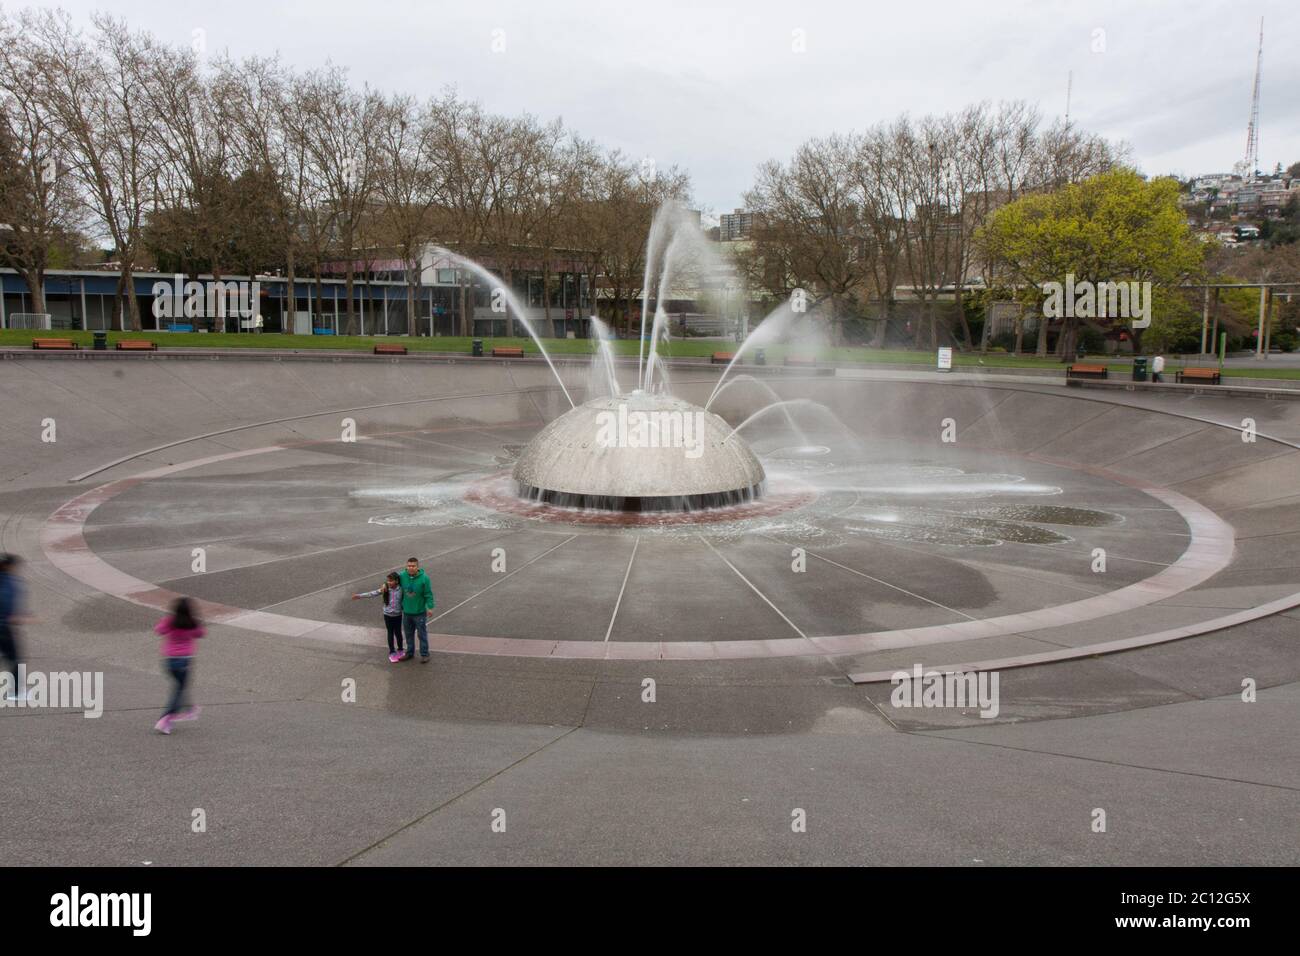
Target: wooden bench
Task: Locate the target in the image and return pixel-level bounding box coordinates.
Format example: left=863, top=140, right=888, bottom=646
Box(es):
left=710, top=352, right=735, bottom=364
left=1066, top=363, right=1108, bottom=380
left=373, top=344, right=407, bottom=355
left=31, top=338, right=78, bottom=350
left=1175, top=367, right=1221, bottom=385
left=492, top=347, right=524, bottom=357
left=784, top=355, right=817, bottom=367
left=115, top=339, right=157, bottom=351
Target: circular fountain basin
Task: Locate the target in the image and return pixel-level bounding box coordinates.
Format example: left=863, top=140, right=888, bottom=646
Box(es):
left=512, top=392, right=766, bottom=511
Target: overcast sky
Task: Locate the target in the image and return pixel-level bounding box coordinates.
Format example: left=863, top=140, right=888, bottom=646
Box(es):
left=42, top=0, right=1300, bottom=219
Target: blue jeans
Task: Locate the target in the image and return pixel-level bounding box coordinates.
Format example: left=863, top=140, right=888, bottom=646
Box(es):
left=163, top=656, right=191, bottom=717
left=402, top=614, right=429, bottom=657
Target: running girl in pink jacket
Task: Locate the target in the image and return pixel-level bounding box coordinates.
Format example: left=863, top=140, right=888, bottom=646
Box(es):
left=154, top=597, right=204, bottom=735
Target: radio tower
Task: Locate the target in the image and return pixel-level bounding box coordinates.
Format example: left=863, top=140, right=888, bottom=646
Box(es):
left=1242, top=18, right=1263, bottom=182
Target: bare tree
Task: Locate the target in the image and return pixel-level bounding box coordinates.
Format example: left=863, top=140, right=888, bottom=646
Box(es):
left=0, top=12, right=86, bottom=318
left=742, top=134, right=866, bottom=344
left=373, top=93, right=443, bottom=336
left=850, top=128, right=905, bottom=348
left=295, top=66, right=380, bottom=335
left=32, top=11, right=163, bottom=330
left=220, top=56, right=310, bottom=331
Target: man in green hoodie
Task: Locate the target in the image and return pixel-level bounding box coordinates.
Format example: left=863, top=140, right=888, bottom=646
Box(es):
left=398, top=557, right=436, bottom=662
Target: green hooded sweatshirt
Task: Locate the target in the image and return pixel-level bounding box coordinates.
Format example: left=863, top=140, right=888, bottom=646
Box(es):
left=398, top=568, right=436, bottom=615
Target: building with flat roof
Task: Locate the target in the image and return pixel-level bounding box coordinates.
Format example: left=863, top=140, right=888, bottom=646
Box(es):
left=719, top=209, right=755, bottom=242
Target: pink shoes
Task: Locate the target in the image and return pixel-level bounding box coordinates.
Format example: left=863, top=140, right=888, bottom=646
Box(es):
left=154, top=707, right=198, bottom=733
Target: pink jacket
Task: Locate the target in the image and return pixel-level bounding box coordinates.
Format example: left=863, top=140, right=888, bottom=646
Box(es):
left=156, top=616, right=205, bottom=657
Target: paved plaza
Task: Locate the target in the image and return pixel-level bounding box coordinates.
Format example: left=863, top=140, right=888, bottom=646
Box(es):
left=1, top=352, right=1297, bottom=865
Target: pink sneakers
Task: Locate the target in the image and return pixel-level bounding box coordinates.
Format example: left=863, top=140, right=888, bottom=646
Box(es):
left=153, top=716, right=173, bottom=735
left=174, top=706, right=201, bottom=722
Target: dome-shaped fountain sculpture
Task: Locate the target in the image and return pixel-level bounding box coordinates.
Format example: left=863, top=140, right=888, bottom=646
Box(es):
left=513, top=391, right=766, bottom=512
left=437, top=202, right=789, bottom=513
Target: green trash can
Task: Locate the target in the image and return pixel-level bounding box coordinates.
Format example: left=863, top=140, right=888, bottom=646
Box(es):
left=1132, top=357, right=1148, bottom=382
left=92, top=331, right=107, bottom=351
left=471, top=339, right=483, bottom=357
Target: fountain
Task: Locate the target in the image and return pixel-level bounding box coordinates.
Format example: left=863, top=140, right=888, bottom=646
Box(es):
left=513, top=390, right=766, bottom=512
left=504, top=203, right=774, bottom=512
left=430, top=246, right=576, bottom=408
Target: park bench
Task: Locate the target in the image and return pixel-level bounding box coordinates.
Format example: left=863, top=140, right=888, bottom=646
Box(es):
left=31, top=338, right=78, bottom=350
left=1066, top=363, right=1108, bottom=380
left=492, top=346, right=524, bottom=357
left=115, top=339, right=157, bottom=351
left=373, top=344, right=407, bottom=355
left=1175, top=367, right=1221, bottom=385
left=784, top=355, right=817, bottom=367
left=710, top=351, right=735, bottom=364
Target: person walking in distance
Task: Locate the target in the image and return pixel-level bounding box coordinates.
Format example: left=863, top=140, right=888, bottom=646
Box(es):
left=0, top=554, right=30, bottom=703
left=1152, top=353, right=1165, bottom=383
left=398, top=557, right=436, bottom=663
left=154, top=597, right=204, bottom=735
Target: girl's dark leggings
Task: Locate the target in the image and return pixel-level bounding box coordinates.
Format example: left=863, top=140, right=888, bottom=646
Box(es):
left=163, top=656, right=190, bottom=717
left=384, top=615, right=403, bottom=653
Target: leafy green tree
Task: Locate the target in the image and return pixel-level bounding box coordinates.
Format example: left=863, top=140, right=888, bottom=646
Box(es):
left=1145, top=288, right=1202, bottom=353
left=978, top=169, right=1207, bottom=358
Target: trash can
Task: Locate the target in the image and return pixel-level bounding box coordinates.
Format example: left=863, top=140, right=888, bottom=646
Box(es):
left=92, top=331, right=107, bottom=351
left=1076, top=347, right=1086, bottom=362
left=1132, top=357, right=1148, bottom=382
left=471, top=339, right=483, bottom=357
left=754, top=348, right=766, bottom=366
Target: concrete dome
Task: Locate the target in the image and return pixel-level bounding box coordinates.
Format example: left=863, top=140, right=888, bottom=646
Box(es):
left=513, top=392, right=766, bottom=511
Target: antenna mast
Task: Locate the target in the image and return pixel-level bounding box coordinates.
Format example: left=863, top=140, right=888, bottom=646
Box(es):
left=1243, top=18, right=1263, bottom=181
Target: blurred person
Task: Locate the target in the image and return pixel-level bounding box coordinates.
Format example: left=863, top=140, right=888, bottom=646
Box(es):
left=0, top=554, right=30, bottom=702
left=154, top=597, right=204, bottom=735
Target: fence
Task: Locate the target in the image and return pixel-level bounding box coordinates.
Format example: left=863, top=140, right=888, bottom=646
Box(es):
left=5, top=313, right=53, bottom=330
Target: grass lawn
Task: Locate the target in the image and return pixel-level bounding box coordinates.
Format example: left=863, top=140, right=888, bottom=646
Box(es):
left=3, top=328, right=1296, bottom=380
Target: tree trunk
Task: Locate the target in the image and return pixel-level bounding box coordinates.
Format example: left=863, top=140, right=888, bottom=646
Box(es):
left=111, top=273, right=123, bottom=331
left=1057, top=318, right=1077, bottom=361
left=954, top=285, right=973, bottom=349
left=121, top=263, right=141, bottom=332
left=872, top=295, right=890, bottom=348
left=22, top=269, right=47, bottom=317
left=1035, top=316, right=1049, bottom=357
left=407, top=253, right=419, bottom=337
left=542, top=255, right=553, bottom=337
left=345, top=266, right=356, bottom=336
left=284, top=248, right=297, bottom=335
left=503, top=266, right=515, bottom=339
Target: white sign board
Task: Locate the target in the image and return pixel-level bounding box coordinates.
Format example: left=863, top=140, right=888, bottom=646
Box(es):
left=937, top=347, right=953, bottom=371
